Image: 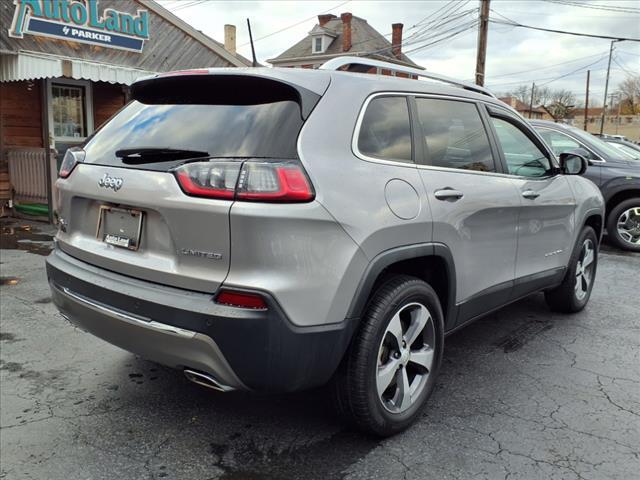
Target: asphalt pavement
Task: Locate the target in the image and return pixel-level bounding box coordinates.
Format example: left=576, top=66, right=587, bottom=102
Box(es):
left=1, top=219, right=639, bottom=480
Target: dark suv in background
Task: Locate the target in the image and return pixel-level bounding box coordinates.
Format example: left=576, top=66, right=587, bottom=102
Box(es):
left=532, top=120, right=640, bottom=252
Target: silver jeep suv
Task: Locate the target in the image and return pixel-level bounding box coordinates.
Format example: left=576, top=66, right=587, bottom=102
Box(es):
left=47, top=57, right=604, bottom=436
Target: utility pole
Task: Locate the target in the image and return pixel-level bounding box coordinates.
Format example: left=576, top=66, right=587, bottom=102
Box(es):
left=475, top=0, right=491, bottom=86
left=600, top=39, right=623, bottom=135
left=612, top=93, right=622, bottom=134
left=584, top=70, right=590, bottom=131
left=528, top=82, right=535, bottom=119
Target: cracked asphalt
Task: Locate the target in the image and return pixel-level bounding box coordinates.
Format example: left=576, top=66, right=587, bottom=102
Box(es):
left=1, top=219, right=639, bottom=480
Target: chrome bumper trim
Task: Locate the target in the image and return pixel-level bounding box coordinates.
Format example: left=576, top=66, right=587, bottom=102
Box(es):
left=58, top=285, right=196, bottom=339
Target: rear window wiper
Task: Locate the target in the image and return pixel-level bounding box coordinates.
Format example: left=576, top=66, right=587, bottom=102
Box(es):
left=115, top=147, right=210, bottom=164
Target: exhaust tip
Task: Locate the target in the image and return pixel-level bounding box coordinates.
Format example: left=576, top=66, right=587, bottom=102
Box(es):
left=184, top=368, right=233, bottom=392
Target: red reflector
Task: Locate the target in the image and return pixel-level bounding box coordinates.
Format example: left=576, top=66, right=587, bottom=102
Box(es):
left=216, top=290, right=268, bottom=310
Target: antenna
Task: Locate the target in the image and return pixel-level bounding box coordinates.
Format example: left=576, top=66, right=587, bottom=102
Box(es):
left=247, top=18, right=257, bottom=67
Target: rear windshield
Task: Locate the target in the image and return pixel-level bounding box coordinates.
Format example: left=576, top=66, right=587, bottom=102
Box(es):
left=83, top=99, right=304, bottom=170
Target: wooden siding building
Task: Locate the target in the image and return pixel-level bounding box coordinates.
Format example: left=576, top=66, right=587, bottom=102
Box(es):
left=0, top=0, right=250, bottom=218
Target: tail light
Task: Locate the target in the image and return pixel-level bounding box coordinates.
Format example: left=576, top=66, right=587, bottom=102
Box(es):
left=216, top=290, right=268, bottom=310
left=174, top=160, right=314, bottom=203
left=59, top=148, right=85, bottom=178
left=175, top=161, right=240, bottom=199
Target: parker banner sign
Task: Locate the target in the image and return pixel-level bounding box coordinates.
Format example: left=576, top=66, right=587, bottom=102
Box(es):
left=8, top=0, right=150, bottom=53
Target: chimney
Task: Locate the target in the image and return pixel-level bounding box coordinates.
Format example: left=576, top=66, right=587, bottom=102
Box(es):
left=318, top=14, right=336, bottom=27
left=341, top=12, right=352, bottom=52
left=391, top=23, right=403, bottom=57
left=224, top=24, right=236, bottom=55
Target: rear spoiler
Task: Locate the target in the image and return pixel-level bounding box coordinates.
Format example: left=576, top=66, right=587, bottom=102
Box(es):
left=131, top=72, right=322, bottom=119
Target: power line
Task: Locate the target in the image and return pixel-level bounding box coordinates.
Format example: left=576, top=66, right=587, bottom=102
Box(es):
left=350, top=3, right=475, bottom=50
left=347, top=9, right=479, bottom=60
left=489, top=18, right=640, bottom=42
left=485, top=51, right=610, bottom=80
left=404, top=1, right=473, bottom=44
left=612, top=56, right=638, bottom=76
left=237, top=0, right=351, bottom=47
left=541, top=0, right=640, bottom=14
left=169, top=0, right=206, bottom=12
left=617, top=49, right=640, bottom=57
left=537, top=55, right=611, bottom=87
left=487, top=57, right=609, bottom=87
left=404, top=20, right=479, bottom=55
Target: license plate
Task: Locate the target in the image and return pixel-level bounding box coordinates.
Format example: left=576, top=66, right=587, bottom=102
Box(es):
left=96, top=206, right=143, bottom=251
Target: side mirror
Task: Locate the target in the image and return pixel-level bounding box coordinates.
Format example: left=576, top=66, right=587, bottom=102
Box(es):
left=559, top=152, right=588, bottom=175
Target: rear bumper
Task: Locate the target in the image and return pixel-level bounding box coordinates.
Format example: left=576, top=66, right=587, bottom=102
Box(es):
left=46, top=248, right=356, bottom=392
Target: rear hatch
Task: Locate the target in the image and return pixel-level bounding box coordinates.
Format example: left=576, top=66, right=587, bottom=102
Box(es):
left=55, top=71, right=328, bottom=292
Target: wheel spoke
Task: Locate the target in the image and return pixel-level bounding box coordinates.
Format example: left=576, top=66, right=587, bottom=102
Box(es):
left=377, top=359, right=400, bottom=396
left=386, top=312, right=404, bottom=350
left=395, top=368, right=412, bottom=411
left=619, top=230, right=632, bottom=242
left=405, top=306, right=430, bottom=347
left=582, top=247, right=594, bottom=268
left=409, top=346, right=434, bottom=371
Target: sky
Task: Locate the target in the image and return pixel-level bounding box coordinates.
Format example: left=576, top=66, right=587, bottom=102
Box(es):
left=158, top=0, right=640, bottom=105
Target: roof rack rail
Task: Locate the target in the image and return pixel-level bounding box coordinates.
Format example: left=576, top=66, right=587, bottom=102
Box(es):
left=319, top=56, right=496, bottom=99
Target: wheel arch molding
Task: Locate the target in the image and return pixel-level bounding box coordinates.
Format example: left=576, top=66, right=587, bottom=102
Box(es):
left=346, top=243, right=457, bottom=331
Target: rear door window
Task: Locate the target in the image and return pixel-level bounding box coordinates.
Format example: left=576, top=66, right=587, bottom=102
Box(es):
left=357, top=96, right=413, bottom=163
left=414, top=98, right=495, bottom=172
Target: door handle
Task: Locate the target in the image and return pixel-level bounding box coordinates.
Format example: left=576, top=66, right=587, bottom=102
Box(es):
left=434, top=188, right=464, bottom=201
left=522, top=190, right=540, bottom=200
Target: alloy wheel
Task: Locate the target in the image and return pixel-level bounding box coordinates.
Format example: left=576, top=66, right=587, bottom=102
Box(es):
left=376, top=302, right=435, bottom=414
left=575, top=239, right=595, bottom=301
left=617, top=207, right=640, bottom=246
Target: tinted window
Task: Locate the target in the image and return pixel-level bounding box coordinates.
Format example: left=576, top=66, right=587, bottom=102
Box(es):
left=535, top=128, right=598, bottom=160
left=415, top=98, right=494, bottom=172
left=491, top=118, right=551, bottom=177
left=358, top=96, right=412, bottom=162
left=83, top=99, right=303, bottom=170
left=536, top=128, right=580, bottom=155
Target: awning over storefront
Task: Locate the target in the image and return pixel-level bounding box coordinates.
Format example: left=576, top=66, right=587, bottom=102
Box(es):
left=0, top=51, right=155, bottom=85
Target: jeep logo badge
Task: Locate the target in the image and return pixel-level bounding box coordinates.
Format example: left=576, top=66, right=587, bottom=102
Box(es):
left=98, top=173, right=123, bottom=191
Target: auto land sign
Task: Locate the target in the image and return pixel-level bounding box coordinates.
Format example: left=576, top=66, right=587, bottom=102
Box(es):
left=8, top=0, right=149, bottom=53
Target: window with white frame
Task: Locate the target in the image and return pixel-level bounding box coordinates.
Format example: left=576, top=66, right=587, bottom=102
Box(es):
left=313, top=36, right=323, bottom=53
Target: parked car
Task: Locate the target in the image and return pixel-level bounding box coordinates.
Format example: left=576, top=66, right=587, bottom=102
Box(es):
left=532, top=120, right=640, bottom=252
left=600, top=137, right=640, bottom=160
left=47, top=58, right=604, bottom=436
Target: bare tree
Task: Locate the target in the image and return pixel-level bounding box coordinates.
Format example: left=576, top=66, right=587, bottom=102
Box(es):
left=617, top=75, right=640, bottom=114
left=546, top=89, right=576, bottom=120
left=507, top=85, right=552, bottom=105
left=511, top=85, right=529, bottom=104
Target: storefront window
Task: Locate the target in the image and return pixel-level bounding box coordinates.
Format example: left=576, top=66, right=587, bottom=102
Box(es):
left=52, top=84, right=86, bottom=139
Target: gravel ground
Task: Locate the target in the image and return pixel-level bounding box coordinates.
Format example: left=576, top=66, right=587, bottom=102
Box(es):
left=1, top=219, right=639, bottom=480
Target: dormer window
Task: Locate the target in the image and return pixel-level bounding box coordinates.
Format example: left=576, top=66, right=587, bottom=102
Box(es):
left=309, top=25, right=336, bottom=55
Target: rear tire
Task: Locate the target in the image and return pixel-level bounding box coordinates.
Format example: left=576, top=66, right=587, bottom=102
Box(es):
left=332, top=275, right=444, bottom=437
left=545, top=226, right=598, bottom=313
left=606, top=198, right=640, bottom=252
